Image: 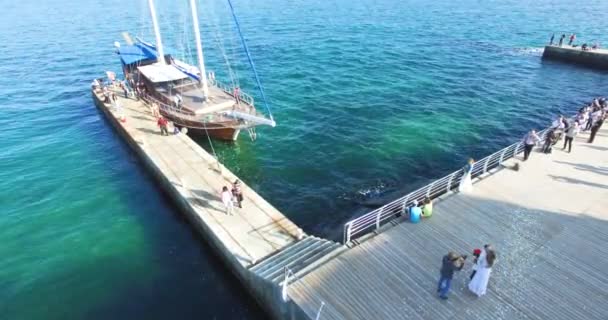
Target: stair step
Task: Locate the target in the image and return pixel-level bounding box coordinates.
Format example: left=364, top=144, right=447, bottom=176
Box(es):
left=257, top=238, right=328, bottom=279
left=249, top=236, right=316, bottom=273
left=271, top=242, right=340, bottom=283
left=263, top=241, right=335, bottom=281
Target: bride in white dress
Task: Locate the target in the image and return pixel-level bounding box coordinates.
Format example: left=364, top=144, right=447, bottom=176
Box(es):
left=458, top=158, right=475, bottom=193
left=468, top=247, right=496, bottom=297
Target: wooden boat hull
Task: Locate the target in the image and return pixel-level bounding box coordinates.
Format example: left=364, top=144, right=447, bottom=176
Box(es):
left=187, top=126, right=241, bottom=141
left=159, top=111, right=241, bottom=141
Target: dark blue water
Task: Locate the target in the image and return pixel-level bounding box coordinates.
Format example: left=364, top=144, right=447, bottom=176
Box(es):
left=1, top=0, right=607, bottom=319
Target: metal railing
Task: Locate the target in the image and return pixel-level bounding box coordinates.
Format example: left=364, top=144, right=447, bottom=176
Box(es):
left=281, top=266, right=326, bottom=319
left=342, top=127, right=553, bottom=244
left=211, top=78, right=255, bottom=107
left=140, top=92, right=266, bottom=130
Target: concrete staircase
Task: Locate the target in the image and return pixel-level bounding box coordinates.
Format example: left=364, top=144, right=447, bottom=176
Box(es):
left=249, top=236, right=344, bottom=284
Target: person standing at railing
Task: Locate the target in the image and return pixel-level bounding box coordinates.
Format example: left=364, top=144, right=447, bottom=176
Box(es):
left=458, top=158, right=474, bottom=193
left=233, top=87, right=241, bottom=104
left=522, top=130, right=541, bottom=161
left=542, top=128, right=559, bottom=154
left=588, top=112, right=605, bottom=144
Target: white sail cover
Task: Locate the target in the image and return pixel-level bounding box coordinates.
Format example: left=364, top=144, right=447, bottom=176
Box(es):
left=138, top=63, right=189, bottom=83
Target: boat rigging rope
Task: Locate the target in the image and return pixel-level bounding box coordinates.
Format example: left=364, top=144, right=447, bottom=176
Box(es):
left=226, top=0, right=274, bottom=123
left=204, top=0, right=238, bottom=89
left=202, top=116, right=220, bottom=166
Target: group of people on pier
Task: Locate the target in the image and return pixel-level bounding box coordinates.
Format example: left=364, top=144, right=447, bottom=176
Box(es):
left=523, top=97, right=607, bottom=160
left=92, top=74, right=177, bottom=137
left=436, top=98, right=605, bottom=300
left=549, top=33, right=601, bottom=51
left=221, top=180, right=244, bottom=215
left=438, top=244, right=497, bottom=300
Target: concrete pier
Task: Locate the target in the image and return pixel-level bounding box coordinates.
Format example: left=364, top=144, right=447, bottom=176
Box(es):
left=92, top=86, right=343, bottom=320
left=543, top=45, right=608, bottom=69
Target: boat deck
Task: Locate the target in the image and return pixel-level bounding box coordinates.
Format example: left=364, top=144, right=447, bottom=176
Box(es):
left=94, top=86, right=303, bottom=267
left=288, top=127, right=608, bottom=319
left=172, top=84, right=240, bottom=115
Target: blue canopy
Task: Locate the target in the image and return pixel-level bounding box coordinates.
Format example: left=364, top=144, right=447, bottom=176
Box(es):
left=118, top=42, right=176, bottom=66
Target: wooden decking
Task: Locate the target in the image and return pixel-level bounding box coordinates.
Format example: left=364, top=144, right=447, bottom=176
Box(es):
left=93, top=87, right=303, bottom=267
left=288, top=127, right=608, bottom=319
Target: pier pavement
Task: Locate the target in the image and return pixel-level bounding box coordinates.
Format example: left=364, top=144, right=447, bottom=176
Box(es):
left=288, top=126, right=608, bottom=319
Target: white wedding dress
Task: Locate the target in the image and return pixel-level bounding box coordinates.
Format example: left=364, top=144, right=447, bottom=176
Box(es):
left=458, top=164, right=473, bottom=193
left=469, top=249, right=492, bottom=296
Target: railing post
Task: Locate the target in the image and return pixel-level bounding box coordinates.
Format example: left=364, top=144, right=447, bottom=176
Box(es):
left=376, top=209, right=382, bottom=230
left=483, top=156, right=490, bottom=174
left=446, top=172, right=454, bottom=191
left=426, top=181, right=435, bottom=198
left=315, top=301, right=325, bottom=320
left=401, top=195, right=410, bottom=214
left=345, top=222, right=352, bottom=244
left=281, top=266, right=290, bottom=302
left=499, top=147, right=507, bottom=164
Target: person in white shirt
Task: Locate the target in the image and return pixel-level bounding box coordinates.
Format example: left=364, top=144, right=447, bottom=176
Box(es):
left=221, top=186, right=234, bottom=215
left=522, top=130, right=541, bottom=161
left=551, top=115, right=565, bottom=130
left=173, top=95, right=179, bottom=108
left=563, top=121, right=579, bottom=153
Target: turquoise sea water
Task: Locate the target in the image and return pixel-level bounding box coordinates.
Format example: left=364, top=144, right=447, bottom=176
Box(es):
left=1, top=0, right=607, bottom=319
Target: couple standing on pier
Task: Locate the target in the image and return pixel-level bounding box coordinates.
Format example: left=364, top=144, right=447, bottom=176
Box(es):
left=221, top=180, right=244, bottom=215
left=438, top=245, right=497, bottom=300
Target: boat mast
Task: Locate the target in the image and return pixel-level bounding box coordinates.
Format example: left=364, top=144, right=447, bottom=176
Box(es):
left=189, top=0, right=209, bottom=99
left=147, top=0, right=166, bottom=65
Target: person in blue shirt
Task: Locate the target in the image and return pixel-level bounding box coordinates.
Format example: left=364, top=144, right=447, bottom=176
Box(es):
left=408, top=199, right=422, bottom=223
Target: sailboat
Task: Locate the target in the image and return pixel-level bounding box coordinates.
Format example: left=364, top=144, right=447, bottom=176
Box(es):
left=114, top=0, right=275, bottom=141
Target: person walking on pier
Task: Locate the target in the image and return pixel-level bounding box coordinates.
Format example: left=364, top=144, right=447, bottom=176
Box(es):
left=221, top=186, right=234, bottom=215
left=437, top=252, right=466, bottom=300
left=522, top=130, right=541, bottom=161
left=563, top=121, right=579, bottom=153
left=549, top=33, right=555, bottom=45
left=568, top=34, right=576, bottom=46
left=157, top=116, right=169, bottom=136
left=559, top=34, right=565, bottom=46
left=584, top=109, right=594, bottom=131
left=588, top=113, right=605, bottom=144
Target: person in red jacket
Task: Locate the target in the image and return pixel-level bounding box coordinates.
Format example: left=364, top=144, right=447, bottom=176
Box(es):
left=157, top=116, right=169, bottom=136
